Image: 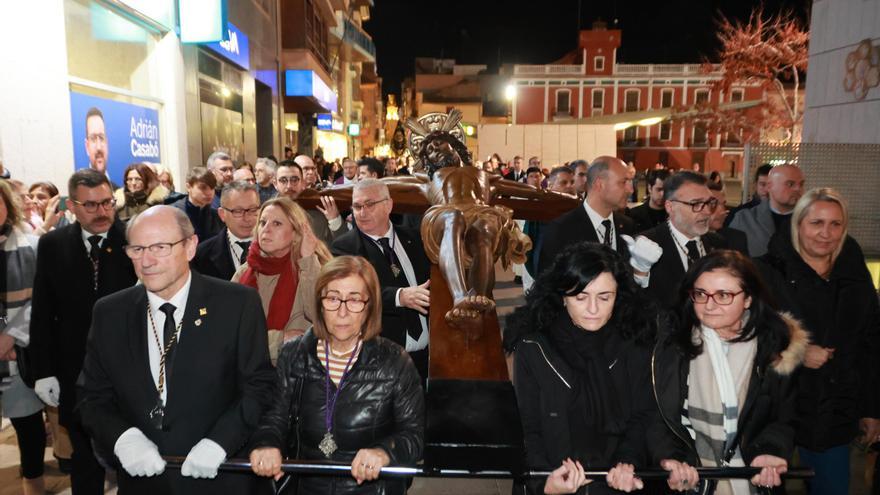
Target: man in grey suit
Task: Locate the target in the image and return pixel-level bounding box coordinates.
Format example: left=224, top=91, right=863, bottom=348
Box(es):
left=273, top=160, right=346, bottom=246
left=729, top=164, right=805, bottom=257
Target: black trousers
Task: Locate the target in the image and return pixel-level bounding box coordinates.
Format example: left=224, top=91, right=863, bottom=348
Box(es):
left=10, top=411, right=46, bottom=479
left=68, top=416, right=106, bottom=495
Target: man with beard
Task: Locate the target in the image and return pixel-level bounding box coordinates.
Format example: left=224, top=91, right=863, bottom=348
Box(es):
left=83, top=107, right=118, bottom=189
left=637, top=171, right=729, bottom=307
left=30, top=168, right=137, bottom=494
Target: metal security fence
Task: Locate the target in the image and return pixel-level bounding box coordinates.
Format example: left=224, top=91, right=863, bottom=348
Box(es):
left=743, top=143, right=880, bottom=256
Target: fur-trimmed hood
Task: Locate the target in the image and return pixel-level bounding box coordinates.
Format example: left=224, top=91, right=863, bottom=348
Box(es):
left=769, top=311, right=809, bottom=376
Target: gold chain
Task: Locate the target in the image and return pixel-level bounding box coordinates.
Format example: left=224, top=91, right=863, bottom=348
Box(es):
left=146, top=302, right=184, bottom=396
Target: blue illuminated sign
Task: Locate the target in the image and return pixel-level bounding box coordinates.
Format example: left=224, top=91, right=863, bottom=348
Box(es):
left=284, top=70, right=338, bottom=113
left=316, top=114, right=333, bottom=130
left=204, top=22, right=250, bottom=70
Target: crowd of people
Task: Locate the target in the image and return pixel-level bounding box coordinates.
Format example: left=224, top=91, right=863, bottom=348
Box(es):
left=0, top=147, right=877, bottom=495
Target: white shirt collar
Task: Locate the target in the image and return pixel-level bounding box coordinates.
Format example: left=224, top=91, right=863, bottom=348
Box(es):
left=146, top=271, right=193, bottom=315
left=227, top=230, right=252, bottom=244
left=363, top=223, right=394, bottom=242
left=81, top=226, right=109, bottom=244
left=583, top=199, right=613, bottom=229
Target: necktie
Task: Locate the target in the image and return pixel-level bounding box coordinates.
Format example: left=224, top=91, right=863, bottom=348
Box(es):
left=236, top=241, right=251, bottom=264
left=377, top=237, right=403, bottom=280
left=601, top=219, right=613, bottom=247
left=158, top=303, right=178, bottom=380
left=87, top=235, right=101, bottom=290
left=685, top=240, right=701, bottom=266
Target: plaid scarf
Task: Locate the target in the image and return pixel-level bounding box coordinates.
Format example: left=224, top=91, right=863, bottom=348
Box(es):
left=0, top=225, right=38, bottom=384
left=685, top=325, right=756, bottom=495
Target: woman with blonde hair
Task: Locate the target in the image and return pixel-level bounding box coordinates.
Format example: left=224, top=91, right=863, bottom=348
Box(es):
left=233, top=196, right=331, bottom=362
left=759, top=187, right=880, bottom=494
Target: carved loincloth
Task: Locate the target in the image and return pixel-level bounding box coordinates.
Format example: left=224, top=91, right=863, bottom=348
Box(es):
left=420, top=203, right=532, bottom=270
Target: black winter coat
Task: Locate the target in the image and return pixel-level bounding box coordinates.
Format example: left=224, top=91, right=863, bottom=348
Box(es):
left=646, top=314, right=808, bottom=494
left=250, top=330, right=425, bottom=495
left=514, top=328, right=655, bottom=494
left=758, top=233, right=880, bottom=450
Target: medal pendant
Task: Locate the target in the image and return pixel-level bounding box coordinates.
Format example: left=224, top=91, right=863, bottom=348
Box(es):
left=318, top=431, right=337, bottom=458
left=390, top=264, right=401, bottom=277
left=149, top=402, right=165, bottom=430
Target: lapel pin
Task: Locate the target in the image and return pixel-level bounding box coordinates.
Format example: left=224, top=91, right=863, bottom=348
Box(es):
left=199, top=308, right=207, bottom=316
left=195, top=319, right=202, bottom=327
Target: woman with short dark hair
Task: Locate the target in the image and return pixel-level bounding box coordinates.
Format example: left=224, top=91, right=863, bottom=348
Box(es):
left=649, top=250, right=808, bottom=493
left=249, top=256, right=424, bottom=494
left=504, top=242, right=661, bottom=494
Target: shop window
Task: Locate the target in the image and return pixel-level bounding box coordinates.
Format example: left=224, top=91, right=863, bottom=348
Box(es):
left=64, top=0, right=159, bottom=94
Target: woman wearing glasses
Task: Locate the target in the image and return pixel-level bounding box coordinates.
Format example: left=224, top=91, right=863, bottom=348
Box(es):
left=233, top=197, right=331, bottom=364
left=648, top=250, right=808, bottom=493
left=113, top=163, right=170, bottom=222
left=249, top=256, right=424, bottom=494
left=503, top=242, right=661, bottom=494
left=758, top=188, right=880, bottom=495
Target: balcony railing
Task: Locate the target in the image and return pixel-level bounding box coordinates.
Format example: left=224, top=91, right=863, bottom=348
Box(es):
left=513, top=64, right=583, bottom=75
left=615, top=64, right=721, bottom=75
left=344, top=18, right=376, bottom=58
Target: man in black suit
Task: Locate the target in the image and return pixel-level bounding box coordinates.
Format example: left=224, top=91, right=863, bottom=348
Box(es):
left=191, top=181, right=259, bottom=280
left=627, top=169, right=670, bottom=233
left=536, top=156, right=636, bottom=273
left=503, top=155, right=527, bottom=182
left=29, top=168, right=138, bottom=494
left=330, top=179, right=431, bottom=380
left=636, top=171, right=729, bottom=307
left=78, top=205, right=275, bottom=494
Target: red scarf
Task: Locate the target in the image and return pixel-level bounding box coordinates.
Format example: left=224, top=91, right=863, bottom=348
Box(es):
left=239, top=239, right=299, bottom=331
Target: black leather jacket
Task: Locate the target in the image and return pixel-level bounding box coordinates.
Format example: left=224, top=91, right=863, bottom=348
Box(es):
left=250, top=329, right=425, bottom=494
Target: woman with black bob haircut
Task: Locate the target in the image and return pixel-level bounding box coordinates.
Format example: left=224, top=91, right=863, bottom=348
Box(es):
left=647, top=250, right=808, bottom=494
left=504, top=242, right=661, bottom=494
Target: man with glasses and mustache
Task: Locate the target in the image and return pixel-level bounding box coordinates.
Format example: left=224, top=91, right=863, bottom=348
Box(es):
left=192, top=181, right=260, bottom=280
left=634, top=171, right=730, bottom=308
left=29, top=168, right=137, bottom=494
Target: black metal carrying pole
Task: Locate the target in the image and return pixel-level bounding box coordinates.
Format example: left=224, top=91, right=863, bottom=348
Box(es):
left=162, top=457, right=814, bottom=480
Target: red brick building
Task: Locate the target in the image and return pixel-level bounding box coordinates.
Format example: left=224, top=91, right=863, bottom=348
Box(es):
left=510, top=23, right=764, bottom=175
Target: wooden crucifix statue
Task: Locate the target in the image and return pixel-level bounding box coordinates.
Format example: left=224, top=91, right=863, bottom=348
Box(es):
left=299, top=110, right=578, bottom=330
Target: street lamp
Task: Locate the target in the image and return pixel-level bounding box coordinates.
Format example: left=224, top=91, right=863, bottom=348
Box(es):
left=504, top=84, right=516, bottom=101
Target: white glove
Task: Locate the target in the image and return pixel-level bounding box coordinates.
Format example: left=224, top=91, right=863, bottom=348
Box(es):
left=621, top=235, right=663, bottom=273
left=181, top=438, right=227, bottom=479
left=34, top=376, right=61, bottom=407
left=114, top=428, right=166, bottom=477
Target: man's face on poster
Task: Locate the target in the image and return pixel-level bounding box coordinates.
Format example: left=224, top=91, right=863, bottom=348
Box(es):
left=85, top=115, right=109, bottom=173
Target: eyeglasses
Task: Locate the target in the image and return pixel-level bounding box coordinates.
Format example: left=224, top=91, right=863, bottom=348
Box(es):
left=689, top=289, right=744, bottom=305
left=221, top=206, right=261, bottom=218
left=670, top=197, right=719, bottom=213
left=351, top=198, right=388, bottom=213
left=124, top=238, right=188, bottom=259
left=276, top=176, right=301, bottom=185
left=87, top=133, right=107, bottom=144
left=71, top=198, right=116, bottom=213
left=321, top=296, right=368, bottom=313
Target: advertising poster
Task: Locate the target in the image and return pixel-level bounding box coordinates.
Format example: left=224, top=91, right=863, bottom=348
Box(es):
left=70, top=90, right=161, bottom=187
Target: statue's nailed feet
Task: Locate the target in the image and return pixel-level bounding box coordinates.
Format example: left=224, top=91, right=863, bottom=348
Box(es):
left=445, top=294, right=495, bottom=327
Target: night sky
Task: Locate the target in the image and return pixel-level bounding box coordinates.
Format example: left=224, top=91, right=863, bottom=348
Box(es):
left=363, top=0, right=810, bottom=96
